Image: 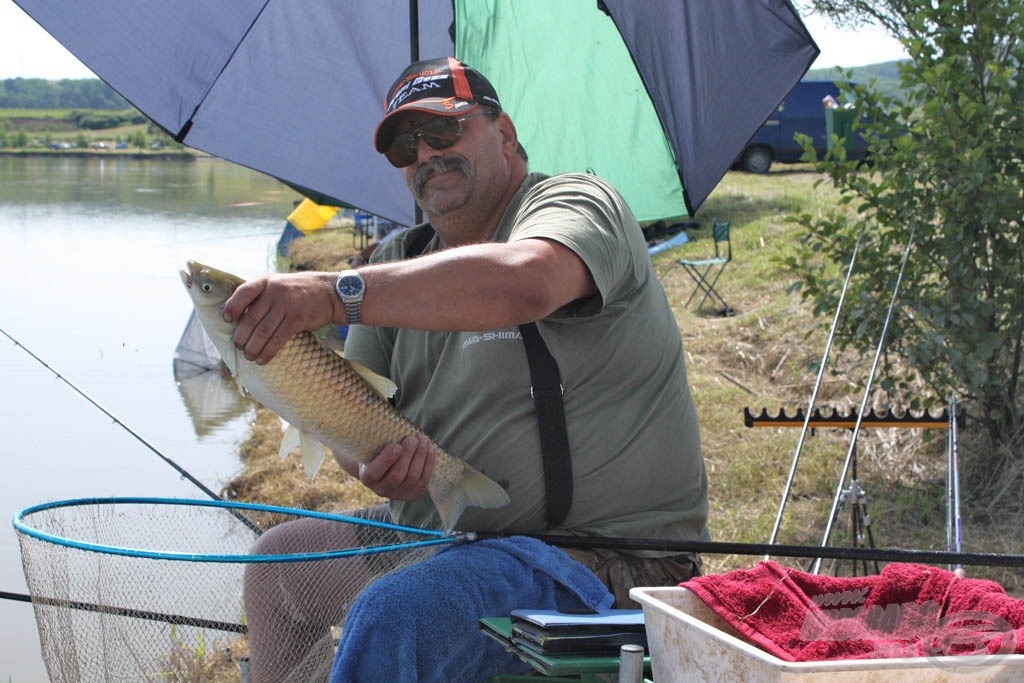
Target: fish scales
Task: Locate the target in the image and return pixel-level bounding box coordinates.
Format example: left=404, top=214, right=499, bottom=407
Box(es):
left=180, top=260, right=510, bottom=531
left=254, top=329, right=468, bottom=492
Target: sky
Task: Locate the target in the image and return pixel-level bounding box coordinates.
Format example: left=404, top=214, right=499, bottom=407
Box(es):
left=0, top=1, right=908, bottom=80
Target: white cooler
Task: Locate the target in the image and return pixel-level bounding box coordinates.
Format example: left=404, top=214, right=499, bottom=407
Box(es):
left=630, top=586, right=1024, bottom=682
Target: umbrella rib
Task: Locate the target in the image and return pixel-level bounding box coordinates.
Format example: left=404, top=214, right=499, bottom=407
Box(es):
left=175, top=0, right=274, bottom=143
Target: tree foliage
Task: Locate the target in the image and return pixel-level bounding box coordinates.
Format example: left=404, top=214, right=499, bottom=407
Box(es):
left=0, top=78, right=129, bottom=109
left=66, top=109, right=147, bottom=130
left=786, top=2, right=1024, bottom=456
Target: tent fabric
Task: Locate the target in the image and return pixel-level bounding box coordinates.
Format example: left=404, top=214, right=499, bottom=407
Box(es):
left=13, top=0, right=817, bottom=225
left=456, top=1, right=687, bottom=222
left=602, top=0, right=819, bottom=216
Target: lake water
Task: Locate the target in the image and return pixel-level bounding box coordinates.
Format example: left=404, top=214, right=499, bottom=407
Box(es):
left=0, top=155, right=305, bottom=681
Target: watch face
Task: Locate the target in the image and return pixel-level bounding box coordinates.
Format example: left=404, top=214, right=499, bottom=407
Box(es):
left=337, top=275, right=363, bottom=298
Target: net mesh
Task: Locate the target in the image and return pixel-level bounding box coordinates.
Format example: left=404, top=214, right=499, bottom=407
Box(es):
left=14, top=498, right=444, bottom=683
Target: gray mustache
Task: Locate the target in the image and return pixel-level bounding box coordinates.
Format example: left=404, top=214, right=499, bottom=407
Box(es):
left=413, top=157, right=470, bottom=196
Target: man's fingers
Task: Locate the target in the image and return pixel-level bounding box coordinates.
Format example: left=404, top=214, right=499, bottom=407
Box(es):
left=359, top=437, right=434, bottom=500
left=232, top=299, right=286, bottom=363
left=223, top=277, right=266, bottom=323
left=407, top=435, right=435, bottom=485
left=223, top=272, right=338, bottom=364
left=360, top=444, right=402, bottom=484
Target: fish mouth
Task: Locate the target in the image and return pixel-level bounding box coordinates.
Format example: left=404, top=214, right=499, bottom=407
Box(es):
left=180, top=261, right=196, bottom=290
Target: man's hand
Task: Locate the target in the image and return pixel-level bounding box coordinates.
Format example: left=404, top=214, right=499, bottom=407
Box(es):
left=358, top=435, right=436, bottom=501
left=222, top=271, right=341, bottom=364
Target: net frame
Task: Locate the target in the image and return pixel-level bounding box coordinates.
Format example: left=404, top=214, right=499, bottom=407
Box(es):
left=14, top=496, right=451, bottom=561
left=13, top=497, right=452, bottom=683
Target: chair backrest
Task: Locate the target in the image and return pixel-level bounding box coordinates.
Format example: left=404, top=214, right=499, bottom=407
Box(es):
left=712, top=220, right=732, bottom=262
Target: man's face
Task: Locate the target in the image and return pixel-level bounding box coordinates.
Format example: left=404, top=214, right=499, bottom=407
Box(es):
left=391, top=110, right=501, bottom=218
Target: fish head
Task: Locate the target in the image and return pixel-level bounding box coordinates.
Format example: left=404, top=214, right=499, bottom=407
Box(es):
left=180, top=260, right=245, bottom=338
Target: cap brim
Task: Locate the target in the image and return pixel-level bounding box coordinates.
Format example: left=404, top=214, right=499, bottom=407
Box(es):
left=374, top=99, right=480, bottom=152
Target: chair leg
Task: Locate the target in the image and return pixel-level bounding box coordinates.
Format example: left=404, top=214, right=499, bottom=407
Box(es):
left=680, top=264, right=705, bottom=307
left=697, top=267, right=733, bottom=316
left=681, top=264, right=732, bottom=315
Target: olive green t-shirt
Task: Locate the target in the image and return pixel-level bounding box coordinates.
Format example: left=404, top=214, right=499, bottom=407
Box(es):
left=344, top=173, right=708, bottom=545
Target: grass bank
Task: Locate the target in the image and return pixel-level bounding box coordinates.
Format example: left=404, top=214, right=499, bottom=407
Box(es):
left=223, top=166, right=1024, bottom=593
left=0, top=107, right=181, bottom=152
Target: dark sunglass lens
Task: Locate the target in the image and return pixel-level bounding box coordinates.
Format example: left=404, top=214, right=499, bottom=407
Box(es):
left=421, top=117, right=462, bottom=150
left=384, top=137, right=417, bottom=168
left=384, top=117, right=463, bottom=167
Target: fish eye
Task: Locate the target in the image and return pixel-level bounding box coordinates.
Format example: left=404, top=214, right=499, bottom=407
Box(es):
left=201, top=283, right=213, bottom=292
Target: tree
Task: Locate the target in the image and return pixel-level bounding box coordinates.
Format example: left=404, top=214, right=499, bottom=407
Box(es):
left=127, top=130, right=148, bottom=150
left=786, top=2, right=1024, bottom=489
left=0, top=78, right=129, bottom=109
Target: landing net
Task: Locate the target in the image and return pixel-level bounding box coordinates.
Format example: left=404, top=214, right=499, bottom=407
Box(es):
left=14, top=497, right=450, bottom=683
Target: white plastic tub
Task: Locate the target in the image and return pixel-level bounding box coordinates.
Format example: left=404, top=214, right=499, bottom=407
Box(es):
left=630, top=586, right=1024, bottom=682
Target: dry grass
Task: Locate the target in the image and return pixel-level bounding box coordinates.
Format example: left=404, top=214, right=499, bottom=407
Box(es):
left=223, top=406, right=384, bottom=514
left=223, top=167, right=1024, bottom=593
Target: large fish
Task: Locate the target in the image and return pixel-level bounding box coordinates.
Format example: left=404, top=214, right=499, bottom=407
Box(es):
left=180, top=260, right=510, bottom=531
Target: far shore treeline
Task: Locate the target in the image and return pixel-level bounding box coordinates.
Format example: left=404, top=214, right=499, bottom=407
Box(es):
left=1, top=77, right=128, bottom=109
left=0, top=78, right=177, bottom=152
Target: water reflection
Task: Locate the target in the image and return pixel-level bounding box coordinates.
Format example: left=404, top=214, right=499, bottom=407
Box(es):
left=0, top=155, right=297, bottom=219
left=172, top=310, right=255, bottom=438
left=175, top=368, right=254, bottom=439
left=0, top=154, right=301, bottom=682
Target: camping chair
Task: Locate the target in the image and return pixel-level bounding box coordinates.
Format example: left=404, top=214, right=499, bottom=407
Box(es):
left=678, top=220, right=734, bottom=316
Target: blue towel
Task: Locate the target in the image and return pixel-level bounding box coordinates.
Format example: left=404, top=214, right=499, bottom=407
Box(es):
left=329, top=535, right=614, bottom=683
left=647, top=229, right=690, bottom=256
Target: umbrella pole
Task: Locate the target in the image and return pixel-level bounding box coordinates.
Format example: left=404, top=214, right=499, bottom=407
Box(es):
left=409, top=0, right=420, bottom=62
left=409, top=0, right=424, bottom=225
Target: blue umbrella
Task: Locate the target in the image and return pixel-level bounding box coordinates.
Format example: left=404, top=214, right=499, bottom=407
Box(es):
left=12, top=0, right=818, bottom=224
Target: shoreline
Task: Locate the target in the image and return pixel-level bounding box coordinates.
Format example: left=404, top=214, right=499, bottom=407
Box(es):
left=0, top=149, right=198, bottom=161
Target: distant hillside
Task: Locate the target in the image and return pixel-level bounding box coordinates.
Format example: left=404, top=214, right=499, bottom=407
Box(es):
left=0, top=78, right=127, bottom=109
left=805, top=59, right=906, bottom=100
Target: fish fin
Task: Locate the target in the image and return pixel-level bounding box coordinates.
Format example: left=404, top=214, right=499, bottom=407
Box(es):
left=298, top=431, right=327, bottom=480
left=279, top=422, right=301, bottom=459
left=432, top=464, right=511, bottom=533
left=223, top=343, right=240, bottom=377
left=278, top=424, right=326, bottom=479
left=225, top=347, right=250, bottom=396
left=347, top=360, right=397, bottom=401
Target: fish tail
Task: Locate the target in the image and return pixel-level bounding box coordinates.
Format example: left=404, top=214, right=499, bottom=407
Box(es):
left=432, top=464, right=511, bottom=533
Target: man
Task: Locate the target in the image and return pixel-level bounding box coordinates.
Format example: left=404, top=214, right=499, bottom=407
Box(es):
left=227, top=57, right=708, bottom=682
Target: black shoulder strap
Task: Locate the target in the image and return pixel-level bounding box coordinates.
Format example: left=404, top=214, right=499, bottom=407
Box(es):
left=519, top=322, right=573, bottom=526
left=405, top=224, right=435, bottom=258
left=405, top=226, right=573, bottom=526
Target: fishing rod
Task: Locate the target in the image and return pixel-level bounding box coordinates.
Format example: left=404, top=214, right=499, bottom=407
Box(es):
left=0, top=589, right=246, bottom=634
left=0, top=325, right=262, bottom=535
left=947, top=395, right=965, bottom=576
left=811, top=225, right=918, bottom=574
left=766, top=226, right=866, bottom=554
left=464, top=532, right=1024, bottom=569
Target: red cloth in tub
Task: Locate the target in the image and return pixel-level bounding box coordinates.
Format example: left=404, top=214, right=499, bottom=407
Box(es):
left=681, top=561, right=1024, bottom=662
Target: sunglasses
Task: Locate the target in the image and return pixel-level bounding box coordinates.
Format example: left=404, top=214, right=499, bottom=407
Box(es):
left=384, top=112, right=492, bottom=168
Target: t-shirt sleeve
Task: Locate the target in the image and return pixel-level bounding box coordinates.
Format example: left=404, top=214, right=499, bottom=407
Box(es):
left=506, top=174, right=647, bottom=318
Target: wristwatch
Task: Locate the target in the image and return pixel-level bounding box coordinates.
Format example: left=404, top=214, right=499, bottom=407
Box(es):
left=335, top=270, right=366, bottom=325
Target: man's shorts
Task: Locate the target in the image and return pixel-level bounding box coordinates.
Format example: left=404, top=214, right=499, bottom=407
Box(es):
left=563, top=547, right=701, bottom=608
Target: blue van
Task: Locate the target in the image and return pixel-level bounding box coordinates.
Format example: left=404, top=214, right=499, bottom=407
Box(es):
left=735, top=80, right=868, bottom=173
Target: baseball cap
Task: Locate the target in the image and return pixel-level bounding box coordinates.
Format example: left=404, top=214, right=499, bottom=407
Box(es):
left=374, top=57, right=502, bottom=153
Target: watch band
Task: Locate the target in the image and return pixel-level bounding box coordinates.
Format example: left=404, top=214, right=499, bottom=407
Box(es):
left=343, top=298, right=361, bottom=325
